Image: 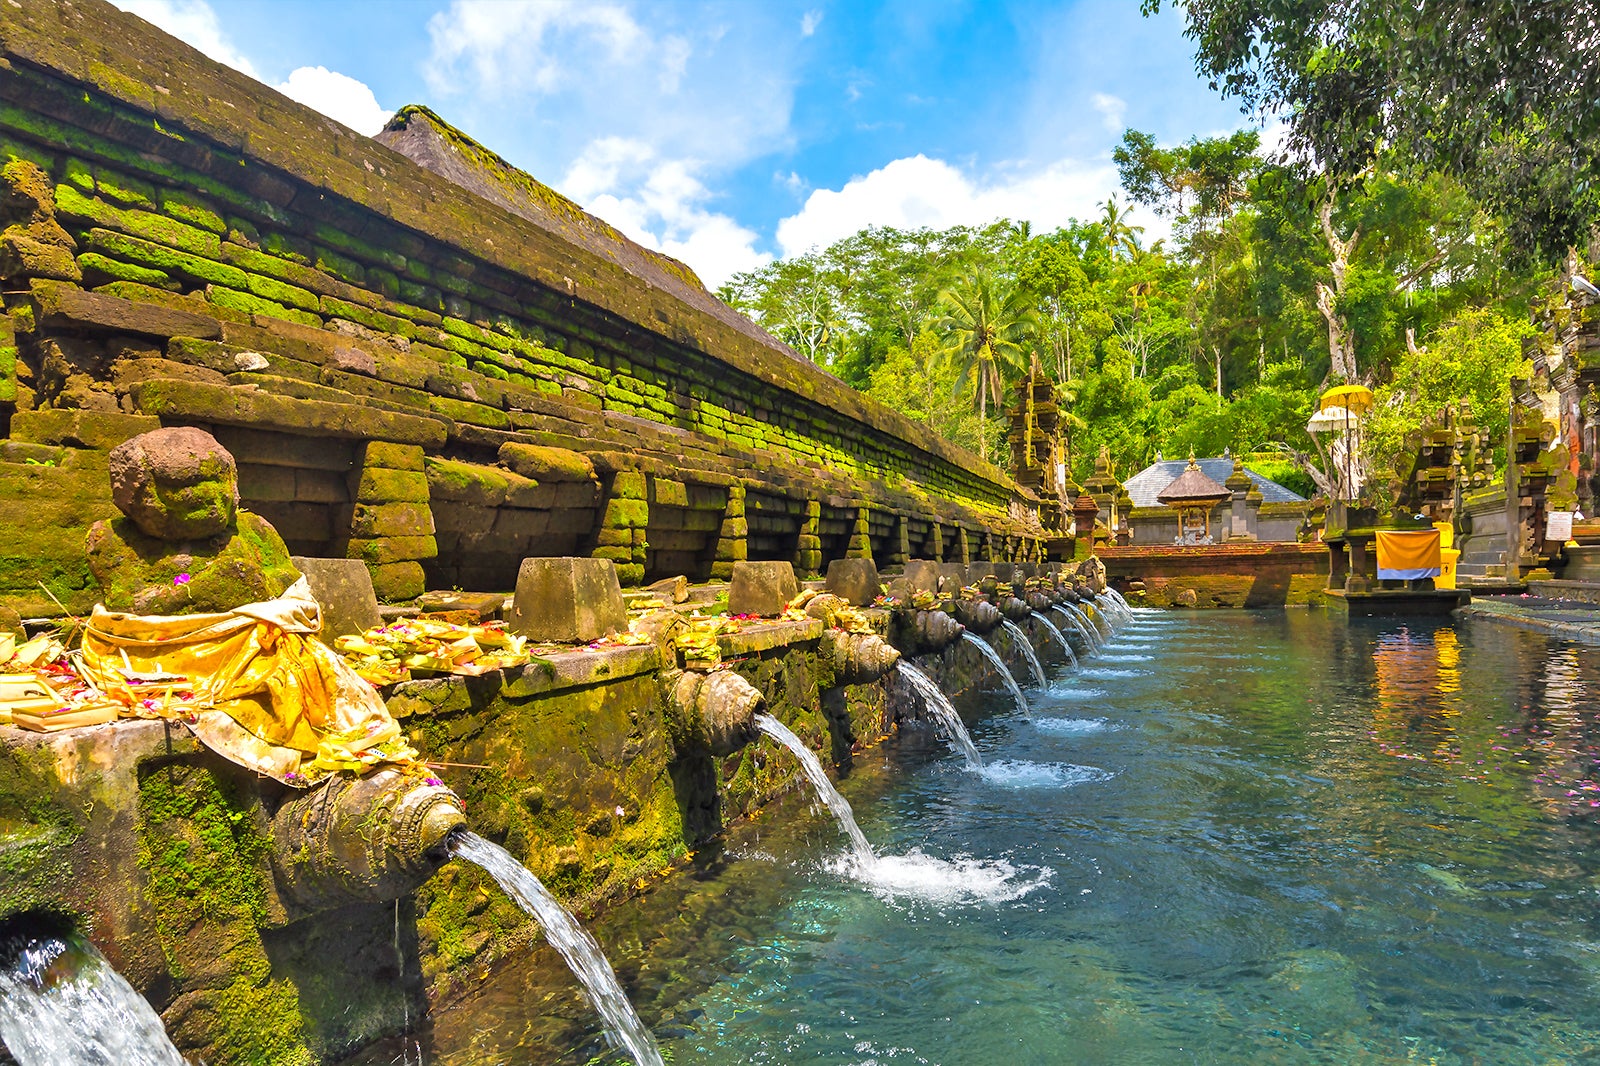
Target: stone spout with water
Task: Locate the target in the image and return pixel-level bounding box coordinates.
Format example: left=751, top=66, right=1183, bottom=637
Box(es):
left=952, top=597, right=1004, bottom=635
left=889, top=607, right=965, bottom=657
left=270, top=767, right=467, bottom=912
left=824, top=628, right=902, bottom=684
left=663, top=666, right=766, bottom=755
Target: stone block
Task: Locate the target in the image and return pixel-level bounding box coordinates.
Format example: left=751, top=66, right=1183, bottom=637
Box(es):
left=413, top=590, right=507, bottom=620
left=291, top=555, right=382, bottom=638
left=353, top=468, right=430, bottom=504
left=293, top=469, right=348, bottom=504
left=369, top=560, right=426, bottom=602
left=902, top=560, right=942, bottom=594
left=30, top=278, right=221, bottom=339
left=237, top=462, right=296, bottom=502
left=347, top=535, right=438, bottom=565
left=825, top=557, right=882, bottom=606
left=348, top=501, right=435, bottom=537
left=363, top=441, right=426, bottom=471
left=508, top=557, right=627, bottom=643
left=497, top=441, right=596, bottom=482
left=10, top=409, right=159, bottom=450
left=728, top=561, right=799, bottom=618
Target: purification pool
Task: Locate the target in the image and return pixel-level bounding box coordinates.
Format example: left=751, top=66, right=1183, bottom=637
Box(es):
left=357, top=609, right=1600, bottom=1065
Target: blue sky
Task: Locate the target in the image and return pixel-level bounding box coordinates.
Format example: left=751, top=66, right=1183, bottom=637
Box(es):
left=114, top=1, right=1257, bottom=288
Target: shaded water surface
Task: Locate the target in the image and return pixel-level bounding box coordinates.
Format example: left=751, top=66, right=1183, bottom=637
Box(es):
left=355, top=611, right=1600, bottom=1064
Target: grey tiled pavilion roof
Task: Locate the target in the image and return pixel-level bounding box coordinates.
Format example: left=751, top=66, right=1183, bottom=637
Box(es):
left=1123, top=458, right=1308, bottom=508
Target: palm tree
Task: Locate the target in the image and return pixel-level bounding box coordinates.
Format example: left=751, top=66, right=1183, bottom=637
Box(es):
left=1099, top=196, right=1145, bottom=260
left=936, top=270, right=1038, bottom=463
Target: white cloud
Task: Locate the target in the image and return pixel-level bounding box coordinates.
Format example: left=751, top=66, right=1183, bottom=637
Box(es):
left=112, top=0, right=259, bottom=77
left=425, top=1, right=648, bottom=96
left=801, top=10, right=824, bottom=37
left=276, top=67, right=392, bottom=136
left=110, top=0, right=390, bottom=137
left=774, top=154, right=1139, bottom=259
left=565, top=140, right=770, bottom=288
left=1091, top=92, right=1127, bottom=133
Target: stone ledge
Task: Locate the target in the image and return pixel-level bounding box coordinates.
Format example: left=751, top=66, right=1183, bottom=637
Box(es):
left=126, top=378, right=450, bottom=446
left=717, top=618, right=825, bottom=656
left=501, top=643, right=669, bottom=699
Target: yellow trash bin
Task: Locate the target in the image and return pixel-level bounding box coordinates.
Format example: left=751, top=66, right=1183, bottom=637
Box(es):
left=1435, top=521, right=1459, bottom=589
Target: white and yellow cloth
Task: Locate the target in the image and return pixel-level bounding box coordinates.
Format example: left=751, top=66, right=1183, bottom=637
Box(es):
left=79, top=577, right=418, bottom=786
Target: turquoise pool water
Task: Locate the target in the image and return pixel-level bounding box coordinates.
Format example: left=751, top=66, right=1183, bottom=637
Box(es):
left=366, top=610, right=1600, bottom=1064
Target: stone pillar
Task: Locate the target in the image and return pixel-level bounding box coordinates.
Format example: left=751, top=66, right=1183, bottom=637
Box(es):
left=1326, top=540, right=1349, bottom=592
left=847, top=506, right=873, bottom=560
left=794, top=498, right=822, bottom=577
left=929, top=522, right=945, bottom=562
left=1346, top=534, right=1374, bottom=593
left=711, top=483, right=748, bottom=581
left=345, top=441, right=435, bottom=601
left=889, top=515, right=910, bottom=569
left=957, top=526, right=971, bottom=565
left=592, top=468, right=648, bottom=586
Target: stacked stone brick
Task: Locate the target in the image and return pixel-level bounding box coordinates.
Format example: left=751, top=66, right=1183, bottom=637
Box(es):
left=0, top=4, right=1061, bottom=613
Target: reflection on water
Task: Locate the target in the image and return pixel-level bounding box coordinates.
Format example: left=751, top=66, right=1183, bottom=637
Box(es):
left=346, top=611, right=1600, bottom=1065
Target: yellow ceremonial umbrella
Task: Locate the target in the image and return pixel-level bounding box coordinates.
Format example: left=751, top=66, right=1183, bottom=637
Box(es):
left=1320, top=384, right=1374, bottom=414
left=1318, top=385, right=1373, bottom=500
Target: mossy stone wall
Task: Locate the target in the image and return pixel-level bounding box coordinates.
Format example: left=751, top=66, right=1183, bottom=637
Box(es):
left=0, top=1, right=1047, bottom=609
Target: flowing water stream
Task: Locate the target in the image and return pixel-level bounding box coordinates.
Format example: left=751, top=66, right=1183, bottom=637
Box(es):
left=958, top=631, right=1028, bottom=714
left=450, top=832, right=664, bottom=1066
left=1029, top=609, right=1078, bottom=666
left=999, top=618, right=1047, bottom=688
left=1055, top=602, right=1103, bottom=654
left=369, top=610, right=1600, bottom=1064
left=0, top=923, right=186, bottom=1066
left=895, top=661, right=983, bottom=769
left=752, top=714, right=875, bottom=864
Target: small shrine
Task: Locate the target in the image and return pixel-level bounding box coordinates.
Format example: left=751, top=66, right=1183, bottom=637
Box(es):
left=1156, top=457, right=1231, bottom=545
left=1007, top=354, right=1067, bottom=532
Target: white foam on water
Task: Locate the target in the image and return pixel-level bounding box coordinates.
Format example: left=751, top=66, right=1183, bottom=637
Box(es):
left=1034, top=716, right=1111, bottom=736
left=1102, top=642, right=1155, bottom=651
left=1096, top=653, right=1152, bottom=663
left=1078, top=668, right=1141, bottom=679
left=1048, top=685, right=1107, bottom=700
left=978, top=759, right=1116, bottom=789
left=826, top=849, right=1053, bottom=907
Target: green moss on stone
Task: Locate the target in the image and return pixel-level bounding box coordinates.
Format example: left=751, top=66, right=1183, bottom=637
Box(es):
left=207, top=286, right=322, bottom=329
left=85, top=511, right=300, bottom=614
left=76, top=250, right=173, bottom=288
left=353, top=467, right=430, bottom=504
left=159, top=188, right=226, bottom=234
left=83, top=226, right=244, bottom=286
left=243, top=271, right=318, bottom=311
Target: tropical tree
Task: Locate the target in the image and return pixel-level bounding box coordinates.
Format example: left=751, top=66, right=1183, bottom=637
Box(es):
left=936, top=270, right=1038, bottom=462
left=1099, top=196, right=1145, bottom=260
left=1143, top=0, right=1600, bottom=262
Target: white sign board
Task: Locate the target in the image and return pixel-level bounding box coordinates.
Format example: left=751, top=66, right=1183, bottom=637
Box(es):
left=1546, top=510, right=1574, bottom=543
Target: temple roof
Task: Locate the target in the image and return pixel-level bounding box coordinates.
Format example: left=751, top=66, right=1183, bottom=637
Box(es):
left=1128, top=457, right=1306, bottom=508
left=1155, top=459, right=1233, bottom=504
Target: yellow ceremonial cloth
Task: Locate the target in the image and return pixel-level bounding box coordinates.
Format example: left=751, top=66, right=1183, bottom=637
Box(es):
left=1374, top=529, right=1441, bottom=575
left=79, top=577, right=416, bottom=785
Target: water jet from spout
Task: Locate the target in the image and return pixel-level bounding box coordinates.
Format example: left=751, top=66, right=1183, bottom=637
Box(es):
left=1029, top=611, right=1078, bottom=667
left=0, top=920, right=186, bottom=1066
left=896, top=662, right=982, bottom=769
left=752, top=714, right=875, bottom=865
left=999, top=618, right=1047, bottom=689
left=959, top=632, right=1029, bottom=715
left=451, top=832, right=664, bottom=1066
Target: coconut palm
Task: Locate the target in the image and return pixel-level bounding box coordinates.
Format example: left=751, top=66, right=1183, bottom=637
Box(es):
left=1099, top=196, right=1145, bottom=260
left=936, top=270, right=1038, bottom=463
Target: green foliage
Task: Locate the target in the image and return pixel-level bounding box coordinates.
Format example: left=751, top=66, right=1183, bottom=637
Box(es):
left=1364, top=309, right=1534, bottom=480
left=1145, top=0, right=1600, bottom=262
left=723, top=130, right=1543, bottom=493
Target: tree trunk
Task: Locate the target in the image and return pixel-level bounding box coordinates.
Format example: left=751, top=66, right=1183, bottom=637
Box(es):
left=1316, top=196, right=1361, bottom=383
